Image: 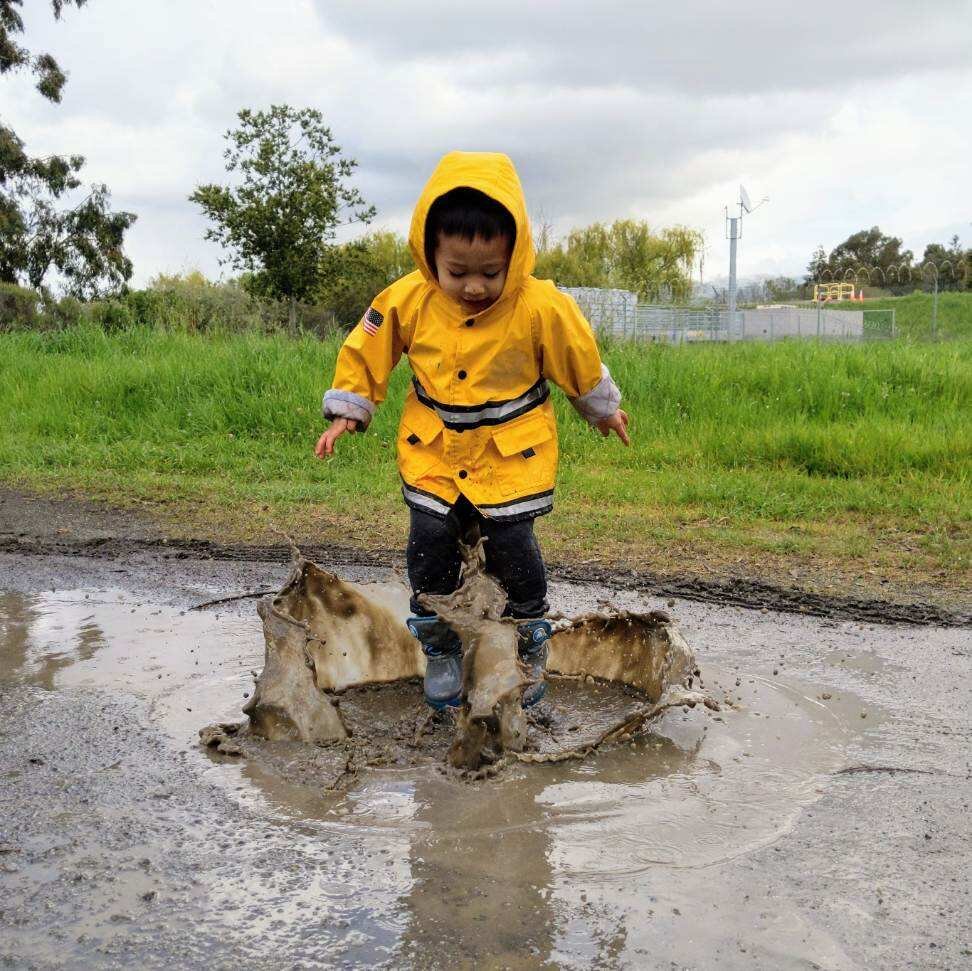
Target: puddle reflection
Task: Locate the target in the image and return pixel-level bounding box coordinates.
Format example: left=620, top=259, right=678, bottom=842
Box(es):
left=0, top=591, right=108, bottom=690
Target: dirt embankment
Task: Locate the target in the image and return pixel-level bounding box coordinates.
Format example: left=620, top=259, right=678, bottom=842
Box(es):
left=1, top=488, right=968, bottom=628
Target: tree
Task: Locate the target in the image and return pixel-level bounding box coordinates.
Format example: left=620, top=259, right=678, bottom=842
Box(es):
left=922, top=235, right=969, bottom=291
left=535, top=223, right=611, bottom=289
left=828, top=227, right=913, bottom=282
left=532, top=208, right=555, bottom=256
left=732, top=276, right=806, bottom=305
left=0, top=0, right=136, bottom=297
left=191, top=105, right=375, bottom=333
left=763, top=276, right=804, bottom=302
left=806, top=228, right=914, bottom=292
left=805, top=245, right=828, bottom=283
left=534, top=220, right=703, bottom=302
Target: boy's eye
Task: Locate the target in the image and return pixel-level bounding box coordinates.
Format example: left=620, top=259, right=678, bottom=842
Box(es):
left=446, top=268, right=500, bottom=280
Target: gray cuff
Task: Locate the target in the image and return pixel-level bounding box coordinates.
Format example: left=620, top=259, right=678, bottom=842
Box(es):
left=323, top=389, right=375, bottom=428
left=570, top=364, right=622, bottom=425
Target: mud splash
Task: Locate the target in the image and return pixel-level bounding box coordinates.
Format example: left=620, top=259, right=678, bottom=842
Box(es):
left=418, top=541, right=531, bottom=768
left=202, top=546, right=717, bottom=775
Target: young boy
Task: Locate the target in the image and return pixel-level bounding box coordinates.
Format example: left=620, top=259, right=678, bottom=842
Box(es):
left=315, top=151, right=629, bottom=709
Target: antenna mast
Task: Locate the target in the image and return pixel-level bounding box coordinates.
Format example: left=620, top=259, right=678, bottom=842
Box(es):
left=725, top=185, right=766, bottom=325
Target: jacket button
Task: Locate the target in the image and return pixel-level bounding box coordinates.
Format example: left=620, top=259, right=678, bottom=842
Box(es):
left=457, top=369, right=467, bottom=380
left=465, top=319, right=474, bottom=327
left=458, top=470, right=468, bottom=479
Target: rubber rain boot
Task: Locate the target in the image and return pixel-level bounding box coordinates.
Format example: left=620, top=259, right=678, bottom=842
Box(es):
left=406, top=615, right=463, bottom=709
left=517, top=619, right=552, bottom=707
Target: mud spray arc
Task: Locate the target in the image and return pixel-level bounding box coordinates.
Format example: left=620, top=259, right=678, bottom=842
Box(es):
left=200, top=540, right=718, bottom=778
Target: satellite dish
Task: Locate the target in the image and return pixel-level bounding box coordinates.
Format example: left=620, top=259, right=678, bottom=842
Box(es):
left=740, top=184, right=752, bottom=214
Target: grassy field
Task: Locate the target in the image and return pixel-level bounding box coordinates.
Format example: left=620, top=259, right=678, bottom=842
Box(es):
left=1, top=325, right=969, bottom=598
left=830, top=290, right=972, bottom=340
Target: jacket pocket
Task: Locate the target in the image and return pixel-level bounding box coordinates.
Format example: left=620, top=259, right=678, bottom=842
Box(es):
left=398, top=404, right=445, bottom=483
left=401, top=404, right=444, bottom=446
left=490, top=410, right=553, bottom=457
left=489, top=410, right=556, bottom=497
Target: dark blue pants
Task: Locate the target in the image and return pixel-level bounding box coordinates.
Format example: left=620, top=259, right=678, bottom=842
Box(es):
left=407, top=496, right=548, bottom=619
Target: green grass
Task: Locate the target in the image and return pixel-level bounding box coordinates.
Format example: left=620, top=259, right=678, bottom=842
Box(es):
left=1, top=325, right=970, bottom=588
left=830, top=290, right=972, bottom=340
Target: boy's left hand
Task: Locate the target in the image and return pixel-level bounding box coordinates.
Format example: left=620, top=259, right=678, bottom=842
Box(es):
left=595, top=409, right=630, bottom=446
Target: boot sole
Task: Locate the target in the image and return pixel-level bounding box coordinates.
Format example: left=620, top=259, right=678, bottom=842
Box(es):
left=425, top=693, right=463, bottom=711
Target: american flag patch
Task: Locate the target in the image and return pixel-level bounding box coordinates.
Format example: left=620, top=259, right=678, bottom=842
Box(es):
left=362, top=306, right=384, bottom=336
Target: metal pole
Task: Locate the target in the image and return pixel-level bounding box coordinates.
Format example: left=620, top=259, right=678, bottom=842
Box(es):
left=728, top=217, right=739, bottom=339
left=931, top=275, right=939, bottom=340
left=891, top=308, right=896, bottom=339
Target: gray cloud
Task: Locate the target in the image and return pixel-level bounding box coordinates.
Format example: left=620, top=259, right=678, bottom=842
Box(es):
left=7, top=1, right=971, bottom=286
left=314, top=0, right=971, bottom=95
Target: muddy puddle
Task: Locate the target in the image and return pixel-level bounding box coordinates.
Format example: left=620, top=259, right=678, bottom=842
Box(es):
left=202, top=677, right=668, bottom=784
left=0, top=584, right=875, bottom=967
left=1, top=586, right=861, bottom=852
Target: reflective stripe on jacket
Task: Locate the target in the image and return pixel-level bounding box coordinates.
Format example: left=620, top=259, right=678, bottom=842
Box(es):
left=323, top=151, right=621, bottom=521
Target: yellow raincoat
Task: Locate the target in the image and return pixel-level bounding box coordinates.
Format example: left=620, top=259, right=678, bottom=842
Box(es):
left=323, top=152, right=621, bottom=522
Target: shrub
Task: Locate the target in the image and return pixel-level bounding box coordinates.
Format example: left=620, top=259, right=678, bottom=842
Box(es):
left=0, top=282, right=41, bottom=331
left=93, top=300, right=136, bottom=332
left=42, top=294, right=87, bottom=329
left=143, top=272, right=267, bottom=332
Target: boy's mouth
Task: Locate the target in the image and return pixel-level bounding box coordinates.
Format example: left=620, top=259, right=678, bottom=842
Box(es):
left=462, top=296, right=494, bottom=311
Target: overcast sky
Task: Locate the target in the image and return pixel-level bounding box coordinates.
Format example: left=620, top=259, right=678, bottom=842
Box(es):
left=6, top=0, right=971, bottom=287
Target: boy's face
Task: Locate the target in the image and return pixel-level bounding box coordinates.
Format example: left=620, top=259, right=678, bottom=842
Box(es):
left=433, top=233, right=511, bottom=314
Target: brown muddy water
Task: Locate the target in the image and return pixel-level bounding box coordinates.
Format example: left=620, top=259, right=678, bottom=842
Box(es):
left=0, top=557, right=969, bottom=970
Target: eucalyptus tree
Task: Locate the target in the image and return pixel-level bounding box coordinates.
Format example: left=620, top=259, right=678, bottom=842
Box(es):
left=0, top=0, right=136, bottom=296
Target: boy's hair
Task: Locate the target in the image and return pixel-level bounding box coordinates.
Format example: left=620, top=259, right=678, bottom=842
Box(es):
left=424, top=187, right=516, bottom=273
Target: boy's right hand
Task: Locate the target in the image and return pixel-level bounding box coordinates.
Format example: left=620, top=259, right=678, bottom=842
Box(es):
left=315, top=418, right=359, bottom=458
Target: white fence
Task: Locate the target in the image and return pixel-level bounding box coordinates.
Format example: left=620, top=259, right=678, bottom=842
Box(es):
left=738, top=307, right=864, bottom=340
left=560, top=288, right=894, bottom=343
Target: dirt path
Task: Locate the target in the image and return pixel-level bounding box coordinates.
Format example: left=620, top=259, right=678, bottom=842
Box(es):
left=2, top=489, right=968, bottom=628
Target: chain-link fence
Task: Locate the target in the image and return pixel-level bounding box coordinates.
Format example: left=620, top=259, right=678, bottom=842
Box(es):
left=561, top=287, right=894, bottom=344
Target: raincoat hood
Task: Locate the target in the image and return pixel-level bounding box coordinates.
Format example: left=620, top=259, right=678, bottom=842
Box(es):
left=408, top=152, right=536, bottom=304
